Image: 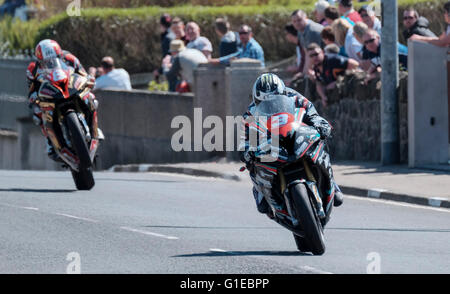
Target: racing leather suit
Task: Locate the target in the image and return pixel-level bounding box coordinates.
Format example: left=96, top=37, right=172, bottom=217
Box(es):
left=26, top=51, right=97, bottom=157
left=239, top=87, right=341, bottom=214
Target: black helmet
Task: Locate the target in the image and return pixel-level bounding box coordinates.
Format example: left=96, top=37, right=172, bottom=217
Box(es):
left=252, top=73, right=286, bottom=104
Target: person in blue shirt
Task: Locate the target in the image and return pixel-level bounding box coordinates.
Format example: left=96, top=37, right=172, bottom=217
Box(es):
left=362, top=29, right=409, bottom=84
left=209, top=24, right=265, bottom=67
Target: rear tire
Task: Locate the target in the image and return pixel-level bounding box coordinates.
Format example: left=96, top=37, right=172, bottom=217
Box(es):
left=290, top=183, right=326, bottom=255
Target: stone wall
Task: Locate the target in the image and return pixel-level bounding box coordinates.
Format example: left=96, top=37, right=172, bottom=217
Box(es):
left=291, top=71, right=409, bottom=163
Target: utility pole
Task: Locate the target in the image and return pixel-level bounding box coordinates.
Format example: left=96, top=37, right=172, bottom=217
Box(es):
left=381, top=0, right=400, bottom=165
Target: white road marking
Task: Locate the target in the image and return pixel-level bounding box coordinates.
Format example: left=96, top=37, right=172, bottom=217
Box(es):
left=22, top=207, right=39, bottom=211
left=209, top=248, right=333, bottom=274
left=300, top=265, right=333, bottom=274
left=209, top=248, right=227, bottom=253
left=347, top=195, right=450, bottom=213
left=120, top=226, right=179, bottom=240
left=54, top=213, right=99, bottom=223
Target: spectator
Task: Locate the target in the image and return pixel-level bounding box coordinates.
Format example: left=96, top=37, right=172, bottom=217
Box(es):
left=332, top=18, right=363, bottom=61
left=285, top=23, right=305, bottom=74
left=359, top=5, right=381, bottom=35
left=402, top=7, right=437, bottom=41
left=314, top=0, right=330, bottom=26
left=215, top=17, right=240, bottom=57
left=362, top=29, right=408, bottom=84
left=0, top=0, right=25, bottom=18
left=159, top=14, right=174, bottom=59
left=163, top=40, right=207, bottom=93
left=94, top=57, right=132, bottom=91
left=185, top=21, right=213, bottom=59
left=308, top=42, right=359, bottom=106
left=153, top=13, right=175, bottom=83
left=325, top=5, right=354, bottom=27
left=352, top=21, right=369, bottom=62
left=337, top=0, right=362, bottom=24
left=324, top=43, right=340, bottom=54
left=410, top=1, right=450, bottom=47
left=209, top=25, right=265, bottom=67
left=170, top=17, right=188, bottom=45
left=320, top=26, right=336, bottom=46
left=291, top=9, right=324, bottom=49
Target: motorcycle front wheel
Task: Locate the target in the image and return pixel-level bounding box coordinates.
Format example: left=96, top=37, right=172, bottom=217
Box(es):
left=65, top=112, right=95, bottom=190
left=290, top=183, right=325, bottom=255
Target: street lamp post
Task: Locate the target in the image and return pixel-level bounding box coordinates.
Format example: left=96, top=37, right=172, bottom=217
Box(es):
left=381, top=0, right=400, bottom=165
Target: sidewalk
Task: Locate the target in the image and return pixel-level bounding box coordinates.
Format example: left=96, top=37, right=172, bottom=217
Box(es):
left=110, top=160, right=450, bottom=209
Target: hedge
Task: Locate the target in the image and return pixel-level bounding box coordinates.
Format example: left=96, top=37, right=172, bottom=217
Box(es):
left=1, top=0, right=447, bottom=73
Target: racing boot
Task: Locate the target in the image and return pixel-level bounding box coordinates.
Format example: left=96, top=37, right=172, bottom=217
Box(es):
left=333, top=181, right=344, bottom=207
left=46, top=139, right=61, bottom=162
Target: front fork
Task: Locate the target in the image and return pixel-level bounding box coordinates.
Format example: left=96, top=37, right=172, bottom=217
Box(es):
left=279, top=159, right=326, bottom=226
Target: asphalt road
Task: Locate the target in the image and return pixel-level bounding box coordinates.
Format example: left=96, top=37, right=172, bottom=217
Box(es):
left=0, top=170, right=449, bottom=274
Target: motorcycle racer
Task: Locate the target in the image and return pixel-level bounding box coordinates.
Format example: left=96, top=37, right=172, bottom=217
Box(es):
left=26, top=39, right=98, bottom=161
left=240, top=73, right=344, bottom=217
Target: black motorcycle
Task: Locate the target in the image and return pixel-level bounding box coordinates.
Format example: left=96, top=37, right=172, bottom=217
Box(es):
left=242, top=95, right=336, bottom=255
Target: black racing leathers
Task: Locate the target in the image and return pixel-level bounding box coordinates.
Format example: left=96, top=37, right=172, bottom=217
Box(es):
left=239, top=87, right=339, bottom=214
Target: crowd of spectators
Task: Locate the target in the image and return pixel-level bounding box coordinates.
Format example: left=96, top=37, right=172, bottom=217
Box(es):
left=282, top=0, right=450, bottom=107
left=149, top=0, right=450, bottom=98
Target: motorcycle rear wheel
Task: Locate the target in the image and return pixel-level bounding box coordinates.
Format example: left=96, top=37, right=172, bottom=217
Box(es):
left=290, top=183, right=326, bottom=255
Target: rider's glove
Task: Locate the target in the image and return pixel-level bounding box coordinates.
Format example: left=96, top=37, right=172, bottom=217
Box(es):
left=86, top=75, right=96, bottom=89
left=28, top=92, right=38, bottom=107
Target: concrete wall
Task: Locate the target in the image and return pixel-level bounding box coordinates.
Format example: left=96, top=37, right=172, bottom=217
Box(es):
left=0, top=58, right=31, bottom=97
left=407, top=40, right=449, bottom=167
left=94, top=89, right=216, bottom=169
left=0, top=129, right=19, bottom=170
left=0, top=95, right=29, bottom=131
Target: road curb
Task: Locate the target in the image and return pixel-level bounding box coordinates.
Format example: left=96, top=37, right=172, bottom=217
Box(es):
left=110, top=164, right=241, bottom=182
left=111, top=164, right=449, bottom=209
left=339, top=186, right=450, bottom=209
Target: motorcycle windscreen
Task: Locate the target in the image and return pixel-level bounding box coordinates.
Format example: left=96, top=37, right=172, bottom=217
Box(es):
left=253, top=95, right=296, bottom=117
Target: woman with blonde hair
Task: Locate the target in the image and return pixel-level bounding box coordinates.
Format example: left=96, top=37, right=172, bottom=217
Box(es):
left=331, top=18, right=363, bottom=61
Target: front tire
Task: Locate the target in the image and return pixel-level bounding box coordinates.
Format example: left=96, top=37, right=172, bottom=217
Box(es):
left=65, top=112, right=92, bottom=168
left=65, top=112, right=95, bottom=190
left=290, top=183, right=326, bottom=255
left=71, top=168, right=95, bottom=190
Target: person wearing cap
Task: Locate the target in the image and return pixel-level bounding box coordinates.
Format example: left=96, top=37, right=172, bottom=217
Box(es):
left=209, top=24, right=265, bottom=67
left=93, top=56, right=132, bottom=91
left=337, top=0, right=362, bottom=24
left=314, top=0, right=330, bottom=26
left=163, top=39, right=208, bottom=92
left=185, top=21, right=213, bottom=59
left=358, top=5, right=381, bottom=35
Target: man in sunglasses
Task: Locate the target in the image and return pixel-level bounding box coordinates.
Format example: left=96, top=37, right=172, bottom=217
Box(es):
left=307, top=43, right=359, bottom=107
left=209, top=24, right=265, bottom=67
left=358, top=5, right=381, bottom=36
left=410, top=1, right=450, bottom=48
left=402, top=7, right=436, bottom=41
left=362, top=29, right=408, bottom=84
